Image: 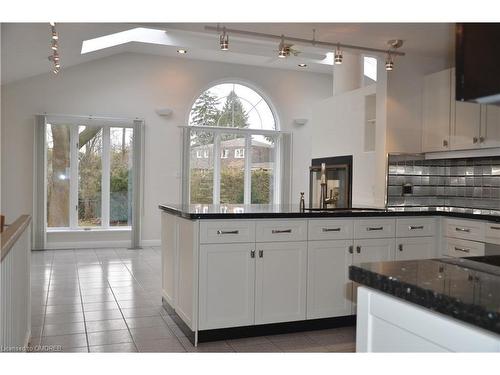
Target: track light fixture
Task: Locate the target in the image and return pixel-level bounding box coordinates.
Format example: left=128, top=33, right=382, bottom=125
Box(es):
left=219, top=26, right=229, bottom=51
left=278, top=35, right=287, bottom=58
left=385, top=39, right=403, bottom=72
left=48, top=23, right=61, bottom=75
left=334, top=44, right=343, bottom=65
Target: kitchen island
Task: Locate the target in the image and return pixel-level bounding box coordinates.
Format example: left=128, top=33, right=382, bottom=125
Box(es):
left=350, top=256, right=500, bottom=352
left=159, top=203, right=500, bottom=345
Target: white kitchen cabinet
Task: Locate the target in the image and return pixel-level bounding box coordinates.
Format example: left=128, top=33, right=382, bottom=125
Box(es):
left=450, top=69, right=482, bottom=150
left=480, top=104, right=500, bottom=148
left=444, top=237, right=485, bottom=258
left=161, top=212, right=178, bottom=308
left=255, top=241, right=307, bottom=324
left=198, top=243, right=256, bottom=330
left=307, top=240, right=353, bottom=319
left=422, top=69, right=452, bottom=152
left=395, top=237, right=437, bottom=261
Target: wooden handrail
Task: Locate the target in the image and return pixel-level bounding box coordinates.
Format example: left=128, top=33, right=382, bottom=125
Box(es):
left=1, top=215, right=31, bottom=262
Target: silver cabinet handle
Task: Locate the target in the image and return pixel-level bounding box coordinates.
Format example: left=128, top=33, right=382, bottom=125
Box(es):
left=443, top=139, right=448, bottom=147
left=250, top=250, right=255, bottom=258
left=366, top=226, right=383, bottom=231
left=322, top=227, right=341, bottom=232
left=272, top=229, right=292, bottom=234
left=473, top=136, right=479, bottom=144
left=408, top=225, right=424, bottom=230
left=480, top=136, right=485, bottom=143
left=217, top=230, right=239, bottom=235
left=348, top=245, right=353, bottom=254
left=455, top=227, right=470, bottom=233
left=398, top=244, right=403, bottom=252
left=258, top=250, right=264, bottom=258
left=454, top=246, right=470, bottom=253
left=490, top=226, right=500, bottom=230
left=356, top=246, right=361, bottom=254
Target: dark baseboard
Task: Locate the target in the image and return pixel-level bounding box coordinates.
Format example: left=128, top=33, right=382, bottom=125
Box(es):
left=197, top=315, right=356, bottom=343
left=161, top=297, right=356, bottom=346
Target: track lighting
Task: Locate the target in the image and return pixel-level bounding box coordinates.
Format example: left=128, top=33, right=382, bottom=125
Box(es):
left=385, top=39, right=403, bottom=72
left=219, top=27, right=229, bottom=51
left=49, top=23, right=61, bottom=75
left=278, top=35, right=287, bottom=58
left=177, top=49, right=187, bottom=54
left=334, top=44, right=343, bottom=65
left=298, top=63, right=307, bottom=68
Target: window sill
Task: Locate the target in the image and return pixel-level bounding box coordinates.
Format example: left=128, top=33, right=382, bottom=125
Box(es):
left=47, top=227, right=131, bottom=233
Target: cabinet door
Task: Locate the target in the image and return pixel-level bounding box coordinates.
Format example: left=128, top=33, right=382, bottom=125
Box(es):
left=481, top=104, right=500, bottom=148
left=422, top=69, right=452, bottom=152
left=352, top=238, right=396, bottom=313
left=450, top=68, right=482, bottom=150
left=395, top=236, right=437, bottom=261
left=199, top=243, right=255, bottom=330
left=307, top=240, right=353, bottom=319
left=161, top=212, right=177, bottom=307
left=255, top=241, right=307, bottom=324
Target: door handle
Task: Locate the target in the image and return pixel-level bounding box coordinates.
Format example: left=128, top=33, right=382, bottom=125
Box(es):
left=473, top=137, right=478, bottom=144
left=348, top=245, right=353, bottom=254
left=366, top=226, right=383, bottom=231
left=454, top=246, right=470, bottom=253
left=322, top=227, right=341, bottom=232
left=356, top=246, right=361, bottom=254
left=272, top=229, right=292, bottom=234
left=455, top=227, right=470, bottom=233
left=408, top=225, right=424, bottom=230
left=250, top=250, right=255, bottom=258
left=258, top=250, right=264, bottom=258
left=217, top=230, right=239, bottom=235
left=490, top=226, right=500, bottom=231
left=398, top=244, right=403, bottom=252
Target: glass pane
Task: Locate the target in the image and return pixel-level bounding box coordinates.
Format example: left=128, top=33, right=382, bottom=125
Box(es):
left=190, top=130, right=214, bottom=204
left=46, top=124, right=71, bottom=227
left=251, top=135, right=275, bottom=204
left=110, top=127, right=133, bottom=227
left=220, top=134, right=246, bottom=204
left=78, top=126, right=103, bottom=227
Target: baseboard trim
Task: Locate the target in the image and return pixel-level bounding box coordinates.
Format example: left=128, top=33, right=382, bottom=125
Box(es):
left=44, top=240, right=131, bottom=249
left=162, top=298, right=196, bottom=344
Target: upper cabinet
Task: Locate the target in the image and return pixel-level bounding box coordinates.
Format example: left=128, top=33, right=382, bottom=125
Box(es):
left=422, top=68, right=500, bottom=152
left=422, top=69, right=452, bottom=152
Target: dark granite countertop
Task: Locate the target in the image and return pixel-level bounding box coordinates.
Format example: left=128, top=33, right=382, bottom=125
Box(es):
left=349, top=256, right=500, bottom=334
left=159, top=203, right=500, bottom=222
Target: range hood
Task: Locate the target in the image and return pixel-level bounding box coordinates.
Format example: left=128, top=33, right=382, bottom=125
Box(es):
left=455, top=23, right=500, bottom=105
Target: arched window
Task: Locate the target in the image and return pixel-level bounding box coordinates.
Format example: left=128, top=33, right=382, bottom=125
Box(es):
left=185, top=82, right=281, bottom=207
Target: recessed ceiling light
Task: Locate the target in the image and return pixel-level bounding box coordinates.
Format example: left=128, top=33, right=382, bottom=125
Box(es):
left=177, top=49, right=187, bottom=54
left=298, top=63, right=307, bottom=68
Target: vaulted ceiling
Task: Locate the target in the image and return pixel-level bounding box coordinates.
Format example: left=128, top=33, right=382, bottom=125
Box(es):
left=1, top=22, right=454, bottom=84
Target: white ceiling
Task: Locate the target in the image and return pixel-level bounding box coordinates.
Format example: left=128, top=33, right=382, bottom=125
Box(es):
left=1, top=22, right=454, bottom=84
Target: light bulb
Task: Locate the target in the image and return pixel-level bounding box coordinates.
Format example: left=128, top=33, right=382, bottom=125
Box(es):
left=334, top=45, right=343, bottom=65
left=219, top=27, right=229, bottom=51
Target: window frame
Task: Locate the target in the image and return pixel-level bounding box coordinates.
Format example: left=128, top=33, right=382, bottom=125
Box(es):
left=46, top=121, right=134, bottom=232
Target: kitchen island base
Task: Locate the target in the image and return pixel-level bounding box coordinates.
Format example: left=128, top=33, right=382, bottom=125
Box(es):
left=356, top=286, right=500, bottom=352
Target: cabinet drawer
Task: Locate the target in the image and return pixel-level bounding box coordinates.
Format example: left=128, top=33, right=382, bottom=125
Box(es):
left=200, top=220, right=255, bottom=244
left=308, top=219, right=353, bottom=241
left=354, top=219, right=395, bottom=239
left=396, top=218, right=436, bottom=237
left=485, top=222, right=500, bottom=245
left=256, top=220, right=307, bottom=242
left=445, top=219, right=485, bottom=242
left=445, top=237, right=485, bottom=258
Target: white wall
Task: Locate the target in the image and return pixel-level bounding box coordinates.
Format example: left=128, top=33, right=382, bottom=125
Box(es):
left=1, top=52, right=332, bottom=244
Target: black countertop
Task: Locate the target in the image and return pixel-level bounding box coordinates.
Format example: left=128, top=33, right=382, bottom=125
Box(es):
left=159, top=203, right=500, bottom=222
left=349, top=256, right=500, bottom=334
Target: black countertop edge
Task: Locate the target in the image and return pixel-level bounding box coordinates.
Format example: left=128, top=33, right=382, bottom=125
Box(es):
left=158, top=204, right=500, bottom=222
left=349, top=264, right=500, bottom=335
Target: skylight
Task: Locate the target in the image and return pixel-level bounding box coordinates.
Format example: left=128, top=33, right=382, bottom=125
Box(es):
left=81, top=27, right=169, bottom=54
left=363, top=56, right=377, bottom=82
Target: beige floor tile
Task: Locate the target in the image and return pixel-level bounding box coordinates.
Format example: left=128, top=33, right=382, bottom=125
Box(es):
left=89, top=343, right=137, bottom=352
left=87, top=329, right=133, bottom=346
left=85, top=318, right=128, bottom=333
left=136, top=337, right=186, bottom=352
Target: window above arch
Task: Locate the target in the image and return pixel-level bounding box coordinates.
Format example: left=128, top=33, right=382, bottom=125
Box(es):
left=188, top=83, right=277, bottom=131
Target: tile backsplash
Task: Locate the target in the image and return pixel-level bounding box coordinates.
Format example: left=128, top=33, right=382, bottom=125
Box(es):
left=387, top=154, right=500, bottom=210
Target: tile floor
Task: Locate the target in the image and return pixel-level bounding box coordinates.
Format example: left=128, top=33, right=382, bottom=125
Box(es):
left=30, top=247, right=356, bottom=353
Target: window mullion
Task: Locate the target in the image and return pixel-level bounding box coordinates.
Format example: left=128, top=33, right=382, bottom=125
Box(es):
left=244, top=135, right=251, bottom=205
left=213, top=133, right=221, bottom=205
left=102, top=127, right=111, bottom=228
left=69, top=125, right=79, bottom=229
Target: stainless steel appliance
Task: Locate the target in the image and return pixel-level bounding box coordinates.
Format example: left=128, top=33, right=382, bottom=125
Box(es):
left=309, top=156, right=352, bottom=209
